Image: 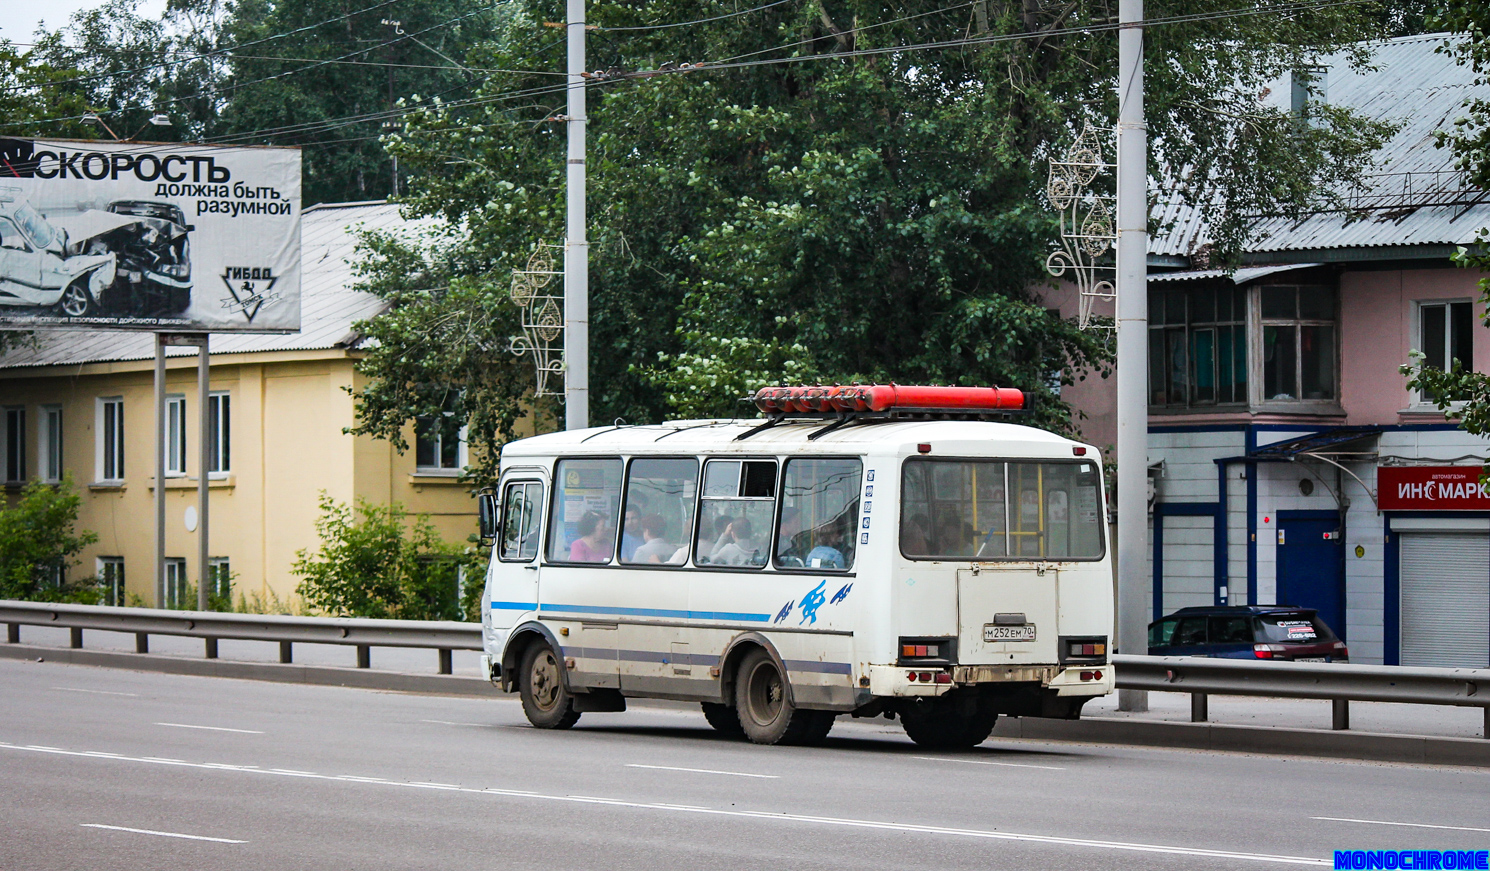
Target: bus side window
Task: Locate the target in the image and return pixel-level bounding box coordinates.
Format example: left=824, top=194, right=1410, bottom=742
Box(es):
left=500, top=481, right=544, bottom=562
left=547, top=458, right=623, bottom=564
left=776, top=458, right=862, bottom=571
left=695, top=459, right=776, bottom=568
left=619, top=458, right=699, bottom=566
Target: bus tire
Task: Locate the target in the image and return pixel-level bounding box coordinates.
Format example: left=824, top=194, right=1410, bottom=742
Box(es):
left=519, top=643, right=580, bottom=730
left=701, top=702, right=745, bottom=736
left=798, top=710, right=836, bottom=746
left=734, top=648, right=817, bottom=745
left=900, top=705, right=997, bottom=749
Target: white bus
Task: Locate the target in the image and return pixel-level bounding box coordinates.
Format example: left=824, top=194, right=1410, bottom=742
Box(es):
left=477, top=385, right=1114, bottom=748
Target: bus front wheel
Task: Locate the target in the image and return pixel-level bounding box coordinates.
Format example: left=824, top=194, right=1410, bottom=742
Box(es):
left=733, top=648, right=833, bottom=745
left=520, top=643, right=581, bottom=730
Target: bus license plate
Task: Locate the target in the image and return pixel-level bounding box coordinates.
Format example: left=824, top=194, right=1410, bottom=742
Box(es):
left=984, top=624, right=1036, bottom=642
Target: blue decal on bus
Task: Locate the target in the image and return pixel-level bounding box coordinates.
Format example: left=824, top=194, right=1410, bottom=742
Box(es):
left=491, top=601, right=539, bottom=610
left=773, top=600, right=795, bottom=623
left=830, top=583, right=852, bottom=605
left=799, top=581, right=828, bottom=625
left=539, top=602, right=771, bottom=622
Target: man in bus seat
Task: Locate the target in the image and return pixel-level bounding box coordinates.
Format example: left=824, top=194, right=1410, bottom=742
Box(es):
left=619, top=498, right=648, bottom=562
left=775, top=508, right=806, bottom=566
left=704, top=514, right=735, bottom=563
left=631, top=514, right=677, bottom=564
left=713, top=517, right=764, bottom=566
left=569, top=511, right=613, bottom=563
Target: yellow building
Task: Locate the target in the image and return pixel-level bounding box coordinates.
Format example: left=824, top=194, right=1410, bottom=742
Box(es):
left=0, top=201, right=501, bottom=608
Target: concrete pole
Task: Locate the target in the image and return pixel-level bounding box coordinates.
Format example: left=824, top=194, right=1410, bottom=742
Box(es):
left=563, top=0, right=589, bottom=431
left=154, top=334, right=166, bottom=607
left=197, top=336, right=210, bottom=611
left=1115, top=0, right=1150, bottom=711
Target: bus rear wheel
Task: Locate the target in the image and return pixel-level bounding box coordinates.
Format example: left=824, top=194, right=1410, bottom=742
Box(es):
left=734, top=648, right=828, bottom=746
left=519, top=643, right=580, bottom=730
left=701, top=702, right=745, bottom=736
left=900, top=702, right=997, bottom=749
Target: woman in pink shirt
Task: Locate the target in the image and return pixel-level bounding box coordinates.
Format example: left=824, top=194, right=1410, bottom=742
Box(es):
left=569, top=511, right=612, bottom=563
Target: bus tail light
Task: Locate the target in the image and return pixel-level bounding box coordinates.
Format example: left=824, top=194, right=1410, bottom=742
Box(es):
left=1079, top=670, right=1104, bottom=681
left=933, top=673, right=951, bottom=684
left=1254, top=644, right=1286, bottom=659
left=918, top=672, right=934, bottom=683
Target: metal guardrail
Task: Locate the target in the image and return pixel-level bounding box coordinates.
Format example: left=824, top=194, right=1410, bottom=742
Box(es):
left=0, top=600, right=481, bottom=674
left=2, top=601, right=1486, bottom=738
left=1113, top=654, right=1490, bottom=738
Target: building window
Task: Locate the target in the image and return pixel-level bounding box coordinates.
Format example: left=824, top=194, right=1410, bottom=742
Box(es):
left=98, top=397, right=124, bottom=482
left=1148, top=284, right=1248, bottom=408
left=39, top=405, right=62, bottom=483
left=2, top=406, right=25, bottom=483
left=166, top=395, right=186, bottom=476
left=1416, top=300, right=1474, bottom=403
left=98, top=557, right=125, bottom=606
left=164, top=557, right=188, bottom=608
left=208, top=557, right=231, bottom=602
left=208, top=392, right=230, bottom=473
left=415, top=415, right=464, bottom=472
left=1259, top=284, right=1337, bottom=403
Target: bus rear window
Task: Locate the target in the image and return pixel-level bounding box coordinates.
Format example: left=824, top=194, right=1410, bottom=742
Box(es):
left=900, top=459, right=1104, bottom=561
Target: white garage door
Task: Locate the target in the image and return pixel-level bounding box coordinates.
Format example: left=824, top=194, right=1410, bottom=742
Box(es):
left=1399, top=533, right=1490, bottom=668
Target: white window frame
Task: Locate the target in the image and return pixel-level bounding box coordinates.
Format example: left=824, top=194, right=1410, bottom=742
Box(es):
left=163, top=557, right=188, bottom=608
left=415, top=416, right=467, bottom=474
left=207, top=391, right=230, bottom=475
left=96, top=397, right=125, bottom=483
left=1410, top=298, right=1476, bottom=409
left=2, top=405, right=25, bottom=484
left=207, top=556, right=231, bottom=601
left=166, top=394, right=186, bottom=477
left=39, top=404, right=62, bottom=484
left=97, top=557, right=125, bottom=607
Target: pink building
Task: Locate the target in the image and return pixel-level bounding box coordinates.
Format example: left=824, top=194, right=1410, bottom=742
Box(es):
left=1047, top=34, right=1490, bottom=667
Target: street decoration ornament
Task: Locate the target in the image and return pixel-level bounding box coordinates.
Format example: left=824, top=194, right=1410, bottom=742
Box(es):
left=508, top=243, right=566, bottom=397
left=1045, top=124, right=1117, bottom=330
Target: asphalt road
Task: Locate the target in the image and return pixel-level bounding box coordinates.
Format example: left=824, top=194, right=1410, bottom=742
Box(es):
left=3, top=658, right=1487, bottom=871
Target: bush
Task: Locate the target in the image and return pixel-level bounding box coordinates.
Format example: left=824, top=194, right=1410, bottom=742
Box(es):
left=292, top=493, right=483, bottom=621
left=0, top=477, right=100, bottom=603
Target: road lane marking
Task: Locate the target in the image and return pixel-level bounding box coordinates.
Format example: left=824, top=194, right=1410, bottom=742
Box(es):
left=626, top=764, right=779, bottom=779
left=419, top=719, right=489, bottom=727
left=53, top=687, right=138, bottom=697
left=81, top=824, right=245, bottom=844
left=913, top=755, right=1065, bottom=771
left=6, top=742, right=1324, bottom=866
left=156, top=723, right=264, bottom=734
left=1313, top=816, right=1490, bottom=834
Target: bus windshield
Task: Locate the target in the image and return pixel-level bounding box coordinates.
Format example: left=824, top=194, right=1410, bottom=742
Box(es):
left=900, top=459, right=1104, bottom=560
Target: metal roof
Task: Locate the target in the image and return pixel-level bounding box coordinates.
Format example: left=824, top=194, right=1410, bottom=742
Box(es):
left=1148, top=263, right=1324, bottom=284
left=0, top=201, right=411, bottom=370
left=1151, top=33, right=1490, bottom=260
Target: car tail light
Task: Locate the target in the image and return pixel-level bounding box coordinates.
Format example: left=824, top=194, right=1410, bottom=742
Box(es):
left=1254, top=643, right=1286, bottom=659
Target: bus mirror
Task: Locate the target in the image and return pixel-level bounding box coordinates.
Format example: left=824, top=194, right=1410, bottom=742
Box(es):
left=477, top=493, right=498, bottom=544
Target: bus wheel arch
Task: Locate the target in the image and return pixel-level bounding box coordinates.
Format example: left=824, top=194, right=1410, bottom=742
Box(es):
left=718, top=633, right=792, bottom=708
left=500, top=622, right=564, bottom=694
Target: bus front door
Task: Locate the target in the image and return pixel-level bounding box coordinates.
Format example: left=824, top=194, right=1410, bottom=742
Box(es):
left=956, top=565, right=1059, bottom=666
left=489, top=475, right=547, bottom=632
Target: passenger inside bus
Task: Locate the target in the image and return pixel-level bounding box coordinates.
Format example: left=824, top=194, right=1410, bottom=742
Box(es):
left=568, top=511, right=613, bottom=563
left=631, top=514, right=677, bottom=564
left=712, top=517, right=765, bottom=566
left=619, top=499, right=647, bottom=562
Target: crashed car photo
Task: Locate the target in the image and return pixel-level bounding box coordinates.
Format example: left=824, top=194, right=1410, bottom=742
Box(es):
left=0, top=189, right=117, bottom=317
left=0, top=190, right=192, bottom=319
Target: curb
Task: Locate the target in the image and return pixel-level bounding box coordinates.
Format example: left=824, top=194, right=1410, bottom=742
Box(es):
left=0, top=642, right=494, bottom=697
left=992, top=713, right=1490, bottom=768
left=7, top=643, right=1487, bottom=767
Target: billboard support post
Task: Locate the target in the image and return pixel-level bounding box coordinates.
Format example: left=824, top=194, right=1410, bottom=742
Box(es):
left=154, top=335, right=166, bottom=607
left=197, top=335, right=210, bottom=611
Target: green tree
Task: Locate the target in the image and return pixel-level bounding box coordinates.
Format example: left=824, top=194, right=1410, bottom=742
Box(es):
left=291, top=492, right=483, bottom=620
left=1402, top=8, right=1490, bottom=445
left=350, top=0, right=1395, bottom=479
left=0, top=477, right=100, bottom=603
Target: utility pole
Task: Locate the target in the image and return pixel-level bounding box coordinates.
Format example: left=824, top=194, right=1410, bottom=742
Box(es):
left=1115, top=0, right=1150, bottom=711
left=563, top=0, right=589, bottom=430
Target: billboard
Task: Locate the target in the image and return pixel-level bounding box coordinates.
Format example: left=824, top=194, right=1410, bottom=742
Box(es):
left=1378, top=465, right=1490, bottom=511
left=0, top=138, right=300, bottom=333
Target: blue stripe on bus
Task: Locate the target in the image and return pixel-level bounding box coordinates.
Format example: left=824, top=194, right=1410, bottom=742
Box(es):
left=537, top=602, right=771, bottom=622
left=491, top=601, right=539, bottom=610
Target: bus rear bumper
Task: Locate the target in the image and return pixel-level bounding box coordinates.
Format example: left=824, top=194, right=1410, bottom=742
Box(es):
left=867, top=663, right=1114, bottom=697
